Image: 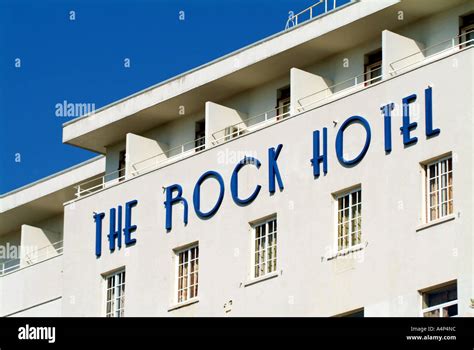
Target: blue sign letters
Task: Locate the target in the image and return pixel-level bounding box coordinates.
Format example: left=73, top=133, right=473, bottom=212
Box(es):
left=94, top=200, right=138, bottom=257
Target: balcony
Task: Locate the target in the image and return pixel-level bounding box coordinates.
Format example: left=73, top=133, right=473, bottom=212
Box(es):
left=0, top=239, right=63, bottom=316
left=0, top=239, right=63, bottom=276
left=72, top=31, right=473, bottom=200
left=285, top=0, right=354, bottom=30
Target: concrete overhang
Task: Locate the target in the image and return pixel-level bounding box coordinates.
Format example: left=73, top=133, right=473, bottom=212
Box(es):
left=62, top=0, right=469, bottom=153
left=0, top=156, right=105, bottom=235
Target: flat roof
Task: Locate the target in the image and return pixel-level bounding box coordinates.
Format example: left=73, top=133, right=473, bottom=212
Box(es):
left=62, top=0, right=465, bottom=153
left=62, top=0, right=401, bottom=153
left=0, top=156, right=105, bottom=235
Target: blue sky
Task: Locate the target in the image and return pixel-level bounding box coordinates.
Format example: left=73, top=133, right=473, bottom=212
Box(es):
left=0, top=0, right=348, bottom=194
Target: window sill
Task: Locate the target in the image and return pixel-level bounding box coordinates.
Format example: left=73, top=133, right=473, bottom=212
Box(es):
left=167, top=298, right=199, bottom=312
left=325, top=242, right=367, bottom=261
left=416, top=214, right=455, bottom=232
left=243, top=270, right=281, bottom=288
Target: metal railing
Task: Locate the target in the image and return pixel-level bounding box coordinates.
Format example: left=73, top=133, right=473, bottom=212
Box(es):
left=389, top=30, right=474, bottom=74
left=297, top=66, right=382, bottom=112
left=285, top=0, right=351, bottom=30
left=75, top=167, right=126, bottom=198
left=130, top=136, right=206, bottom=177
left=211, top=103, right=292, bottom=145
left=73, top=32, right=472, bottom=200
left=74, top=136, right=207, bottom=198
left=0, top=240, right=63, bottom=276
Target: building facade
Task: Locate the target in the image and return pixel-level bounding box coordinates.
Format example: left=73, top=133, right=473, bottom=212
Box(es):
left=0, top=0, right=473, bottom=317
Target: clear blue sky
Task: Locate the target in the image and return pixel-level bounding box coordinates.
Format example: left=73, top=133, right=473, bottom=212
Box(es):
left=0, top=0, right=349, bottom=194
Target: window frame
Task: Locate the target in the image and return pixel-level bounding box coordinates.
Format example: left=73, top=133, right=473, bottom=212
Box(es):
left=334, top=187, right=362, bottom=253
left=364, top=49, right=382, bottom=86
left=459, top=13, right=474, bottom=48
left=103, top=268, right=126, bottom=318
left=118, top=150, right=126, bottom=180
left=420, top=282, right=458, bottom=318
left=224, top=125, right=245, bottom=141
left=194, top=119, right=206, bottom=152
left=251, top=215, right=278, bottom=280
left=424, top=155, right=453, bottom=223
left=460, top=23, right=474, bottom=46
left=276, top=86, right=291, bottom=119
left=174, top=243, right=199, bottom=305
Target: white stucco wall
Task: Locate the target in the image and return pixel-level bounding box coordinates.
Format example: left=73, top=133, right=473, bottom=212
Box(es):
left=0, top=255, right=63, bottom=316
left=62, top=48, right=473, bottom=317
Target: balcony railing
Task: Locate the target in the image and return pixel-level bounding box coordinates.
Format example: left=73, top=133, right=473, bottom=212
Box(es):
left=0, top=240, right=63, bottom=276
left=73, top=32, right=473, bottom=200
left=285, top=0, right=354, bottom=30
left=130, top=136, right=206, bottom=176
left=297, top=68, right=383, bottom=112
left=389, top=30, right=474, bottom=73
left=211, top=103, right=292, bottom=145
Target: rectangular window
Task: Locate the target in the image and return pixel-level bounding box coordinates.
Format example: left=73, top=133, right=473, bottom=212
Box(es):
left=118, top=150, right=126, bottom=180
left=460, top=13, right=474, bottom=48
left=224, top=125, right=244, bottom=141
left=276, top=86, right=290, bottom=119
left=364, top=49, right=382, bottom=86
left=425, top=157, right=453, bottom=222
left=176, top=245, right=199, bottom=304
left=422, top=282, right=458, bottom=317
left=105, top=269, right=125, bottom=317
left=252, top=217, right=277, bottom=278
left=195, top=120, right=205, bottom=152
left=336, top=188, right=362, bottom=251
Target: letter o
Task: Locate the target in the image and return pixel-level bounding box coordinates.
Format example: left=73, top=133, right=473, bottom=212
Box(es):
left=335, top=116, right=371, bottom=166
left=193, top=171, right=225, bottom=219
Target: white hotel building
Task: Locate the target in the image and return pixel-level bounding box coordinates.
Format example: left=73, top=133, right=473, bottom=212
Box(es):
left=0, top=0, right=473, bottom=317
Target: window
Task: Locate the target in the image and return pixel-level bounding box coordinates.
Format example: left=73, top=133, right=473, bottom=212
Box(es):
left=176, top=245, right=199, bottom=304
left=421, top=282, right=458, bottom=317
left=425, top=156, right=453, bottom=222
left=195, top=120, right=205, bottom=152
left=224, top=125, right=244, bottom=141
left=460, top=13, right=474, bottom=48
left=276, top=86, right=290, bottom=119
left=118, top=150, right=126, bottom=180
left=364, top=49, right=382, bottom=86
left=336, top=188, right=362, bottom=252
left=105, top=269, right=125, bottom=317
left=252, top=217, right=277, bottom=278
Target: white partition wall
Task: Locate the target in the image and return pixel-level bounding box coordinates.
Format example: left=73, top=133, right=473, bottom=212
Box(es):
left=205, top=101, right=248, bottom=147
left=290, top=68, right=333, bottom=114
left=126, top=133, right=168, bottom=178
left=20, top=225, right=61, bottom=267
left=382, top=30, right=425, bottom=76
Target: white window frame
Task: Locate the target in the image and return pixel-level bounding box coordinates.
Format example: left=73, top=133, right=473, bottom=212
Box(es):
left=364, top=61, right=382, bottom=86
left=334, top=187, right=362, bottom=253
left=224, top=125, right=245, bottom=141
left=276, top=96, right=291, bottom=120
left=424, top=156, right=453, bottom=223
left=421, top=283, right=458, bottom=318
left=251, top=216, right=278, bottom=279
left=460, top=23, right=474, bottom=48
left=104, top=269, right=125, bottom=318
left=174, top=244, right=199, bottom=305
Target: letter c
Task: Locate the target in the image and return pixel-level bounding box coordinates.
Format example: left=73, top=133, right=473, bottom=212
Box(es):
left=231, top=157, right=262, bottom=205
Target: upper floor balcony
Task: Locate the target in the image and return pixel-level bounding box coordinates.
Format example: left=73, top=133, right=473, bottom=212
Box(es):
left=72, top=22, right=473, bottom=200
left=0, top=238, right=63, bottom=316
left=56, top=0, right=472, bottom=200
